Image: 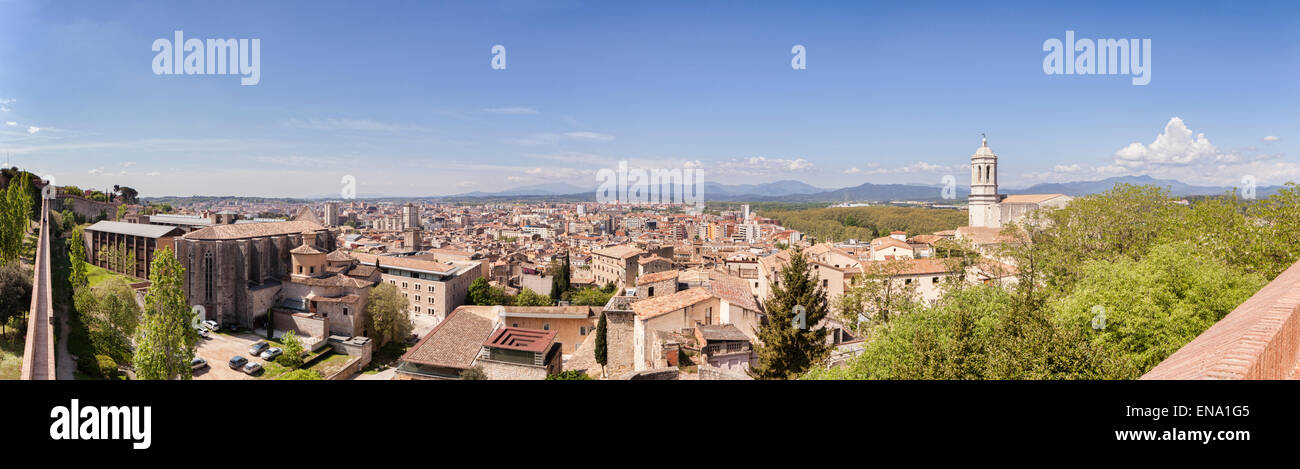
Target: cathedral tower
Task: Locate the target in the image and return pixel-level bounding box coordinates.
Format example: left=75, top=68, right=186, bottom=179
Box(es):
left=968, top=137, right=1001, bottom=228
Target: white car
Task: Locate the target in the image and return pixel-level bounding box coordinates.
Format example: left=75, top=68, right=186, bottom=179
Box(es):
left=201, top=320, right=219, bottom=331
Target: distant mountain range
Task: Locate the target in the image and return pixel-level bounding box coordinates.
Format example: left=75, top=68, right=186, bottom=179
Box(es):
left=1004, top=175, right=1282, bottom=198
left=436, top=174, right=1281, bottom=203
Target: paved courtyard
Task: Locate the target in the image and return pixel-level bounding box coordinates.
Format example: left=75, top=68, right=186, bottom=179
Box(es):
left=193, top=331, right=270, bottom=380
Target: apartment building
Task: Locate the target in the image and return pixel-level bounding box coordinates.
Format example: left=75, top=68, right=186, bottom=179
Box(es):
left=351, top=252, right=483, bottom=322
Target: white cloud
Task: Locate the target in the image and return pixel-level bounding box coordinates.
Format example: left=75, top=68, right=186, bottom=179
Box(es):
left=144, top=171, right=161, bottom=177
left=562, top=131, right=614, bottom=142
left=0, top=98, right=13, bottom=112
left=861, top=161, right=963, bottom=175
left=122, top=161, right=136, bottom=168
left=1113, top=117, right=1235, bottom=169
left=482, top=107, right=539, bottom=115
left=4, top=121, right=14, bottom=126
left=88, top=168, right=102, bottom=175
left=27, top=126, right=40, bottom=134
left=1263, top=135, right=1280, bottom=142
left=843, top=167, right=861, bottom=174
left=713, top=156, right=816, bottom=176
left=281, top=118, right=421, bottom=133
left=1053, top=164, right=1081, bottom=172
left=507, top=131, right=615, bottom=145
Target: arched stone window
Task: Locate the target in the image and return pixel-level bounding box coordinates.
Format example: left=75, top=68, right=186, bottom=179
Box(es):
left=203, top=250, right=214, bottom=303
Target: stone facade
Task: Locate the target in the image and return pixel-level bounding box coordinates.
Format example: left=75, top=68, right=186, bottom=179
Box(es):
left=177, top=224, right=336, bottom=329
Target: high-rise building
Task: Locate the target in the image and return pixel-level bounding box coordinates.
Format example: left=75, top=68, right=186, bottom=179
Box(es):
left=403, top=203, right=420, bottom=230
left=324, top=201, right=340, bottom=227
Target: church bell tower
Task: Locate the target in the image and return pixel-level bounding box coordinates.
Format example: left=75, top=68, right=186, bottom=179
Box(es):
left=968, top=136, right=1001, bottom=228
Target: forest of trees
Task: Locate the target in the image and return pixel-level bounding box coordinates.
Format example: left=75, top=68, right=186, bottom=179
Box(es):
left=807, top=183, right=1300, bottom=380
left=761, top=206, right=967, bottom=243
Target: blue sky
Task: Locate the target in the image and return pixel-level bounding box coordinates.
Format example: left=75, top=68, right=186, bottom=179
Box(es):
left=1, top=0, right=1297, bottom=197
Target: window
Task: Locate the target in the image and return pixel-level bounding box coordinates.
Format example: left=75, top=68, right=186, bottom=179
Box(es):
left=415, top=284, right=421, bottom=291
left=932, top=277, right=940, bottom=284
left=415, top=306, right=421, bottom=313
left=402, top=282, right=408, bottom=289
left=905, top=278, right=912, bottom=285
left=297, top=265, right=303, bottom=274
left=580, top=326, right=587, bottom=335
left=512, top=323, right=519, bottom=327
left=343, top=307, right=349, bottom=316
left=543, top=323, right=550, bottom=331
left=428, top=297, right=435, bottom=304
left=415, top=295, right=421, bottom=302
left=822, top=279, right=828, bottom=288
left=309, top=266, right=315, bottom=274
left=203, top=250, right=214, bottom=302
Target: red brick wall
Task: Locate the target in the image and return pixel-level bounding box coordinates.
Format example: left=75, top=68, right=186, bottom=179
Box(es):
left=1143, top=259, right=1300, bottom=380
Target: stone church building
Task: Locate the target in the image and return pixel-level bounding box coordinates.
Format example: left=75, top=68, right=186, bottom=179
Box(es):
left=966, top=137, right=1072, bottom=229
left=177, top=208, right=340, bottom=331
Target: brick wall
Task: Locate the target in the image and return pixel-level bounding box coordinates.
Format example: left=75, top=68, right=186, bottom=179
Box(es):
left=1143, top=259, right=1300, bottom=380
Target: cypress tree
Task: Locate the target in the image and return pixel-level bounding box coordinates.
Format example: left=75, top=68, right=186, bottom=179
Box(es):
left=594, top=311, right=608, bottom=376
left=750, top=248, right=831, bottom=379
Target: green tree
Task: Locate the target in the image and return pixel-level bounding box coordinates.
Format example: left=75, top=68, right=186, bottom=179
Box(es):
left=837, top=259, right=922, bottom=333
left=1052, top=242, right=1265, bottom=376
left=276, top=369, right=322, bottom=380
left=133, top=248, right=197, bottom=380
left=76, top=277, right=142, bottom=364
left=546, top=370, right=591, bottom=380
left=459, top=365, right=487, bottom=380
left=750, top=248, right=832, bottom=379
left=468, top=277, right=493, bottom=305
left=0, top=263, right=32, bottom=336
left=513, top=287, right=553, bottom=306
left=570, top=287, right=614, bottom=307
left=365, top=282, right=413, bottom=346
left=278, top=330, right=306, bottom=368
left=594, top=311, right=608, bottom=377
left=0, top=172, right=32, bottom=265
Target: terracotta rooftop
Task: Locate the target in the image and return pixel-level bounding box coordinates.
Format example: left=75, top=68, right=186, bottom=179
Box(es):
left=593, top=244, right=645, bottom=259
left=290, top=243, right=324, bottom=255
left=483, top=327, right=558, bottom=353
left=183, top=220, right=328, bottom=241
left=637, top=270, right=681, bottom=285
left=401, top=306, right=499, bottom=369
left=1001, top=193, right=1068, bottom=205
left=698, top=324, right=751, bottom=342
left=631, top=287, right=715, bottom=319
left=350, top=252, right=460, bottom=274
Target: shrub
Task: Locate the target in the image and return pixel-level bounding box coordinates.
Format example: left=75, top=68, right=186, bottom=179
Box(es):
left=96, top=354, right=118, bottom=378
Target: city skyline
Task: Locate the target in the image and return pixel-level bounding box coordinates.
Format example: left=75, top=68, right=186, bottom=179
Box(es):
left=1, top=0, right=1297, bottom=197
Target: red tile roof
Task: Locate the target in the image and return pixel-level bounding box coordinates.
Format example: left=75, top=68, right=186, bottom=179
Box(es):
left=483, top=327, right=558, bottom=353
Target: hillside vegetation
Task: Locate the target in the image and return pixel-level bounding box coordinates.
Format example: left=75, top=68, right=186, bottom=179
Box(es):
left=761, top=206, right=967, bottom=242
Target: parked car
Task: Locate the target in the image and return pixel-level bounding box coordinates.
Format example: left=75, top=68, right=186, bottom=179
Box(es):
left=196, top=328, right=212, bottom=339
left=201, top=320, right=219, bottom=331
left=248, top=341, right=269, bottom=356
left=242, top=362, right=262, bottom=375
left=191, top=357, right=208, bottom=370
left=259, top=347, right=283, bottom=361
left=228, top=355, right=248, bottom=369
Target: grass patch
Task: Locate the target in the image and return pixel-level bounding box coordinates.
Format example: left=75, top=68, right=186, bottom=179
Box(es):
left=0, top=325, right=24, bottom=380
left=303, top=352, right=351, bottom=378
left=85, top=264, right=142, bottom=288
